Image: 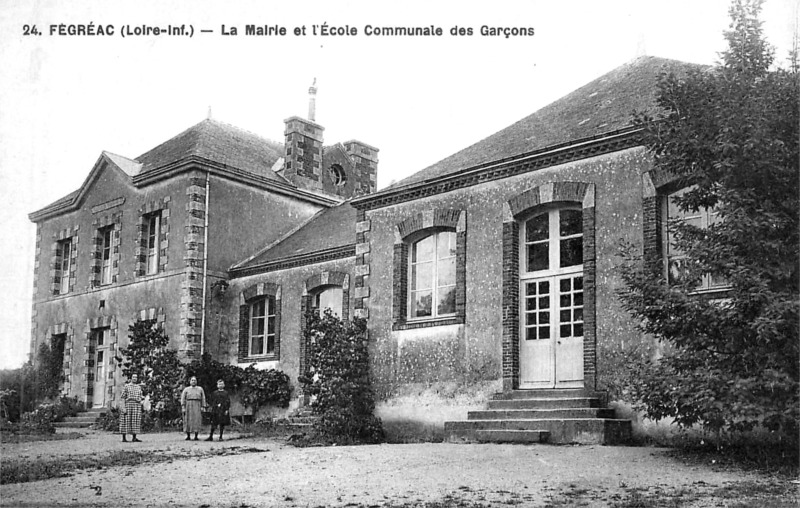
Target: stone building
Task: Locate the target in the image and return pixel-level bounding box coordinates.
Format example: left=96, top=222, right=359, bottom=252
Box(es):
left=30, top=57, right=706, bottom=441
left=28, top=81, right=378, bottom=410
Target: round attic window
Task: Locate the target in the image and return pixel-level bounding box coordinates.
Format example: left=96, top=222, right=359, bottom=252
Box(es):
left=328, top=164, right=347, bottom=186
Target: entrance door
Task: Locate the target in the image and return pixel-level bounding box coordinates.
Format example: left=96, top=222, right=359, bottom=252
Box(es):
left=519, top=208, right=585, bottom=389
left=91, top=328, right=109, bottom=408
left=93, top=350, right=106, bottom=407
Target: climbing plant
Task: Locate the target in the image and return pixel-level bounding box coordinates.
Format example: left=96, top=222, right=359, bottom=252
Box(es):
left=299, top=310, right=384, bottom=444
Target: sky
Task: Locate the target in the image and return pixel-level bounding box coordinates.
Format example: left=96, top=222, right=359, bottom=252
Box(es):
left=0, top=0, right=797, bottom=369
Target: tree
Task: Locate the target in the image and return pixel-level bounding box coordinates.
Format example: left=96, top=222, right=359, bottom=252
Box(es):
left=618, top=0, right=799, bottom=439
left=118, top=319, right=184, bottom=418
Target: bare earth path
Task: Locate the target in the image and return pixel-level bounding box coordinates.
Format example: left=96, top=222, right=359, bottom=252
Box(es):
left=1, top=430, right=796, bottom=507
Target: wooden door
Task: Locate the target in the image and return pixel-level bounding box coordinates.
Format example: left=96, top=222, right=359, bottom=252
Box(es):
left=519, top=208, right=585, bottom=389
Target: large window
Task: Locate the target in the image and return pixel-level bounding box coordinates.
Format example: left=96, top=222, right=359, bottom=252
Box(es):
left=143, top=211, right=161, bottom=275
left=313, top=286, right=344, bottom=318
left=249, top=297, right=276, bottom=356
left=665, top=188, right=725, bottom=290
left=99, top=226, right=114, bottom=285
left=56, top=238, right=72, bottom=294
left=523, top=208, right=583, bottom=274
left=409, top=230, right=456, bottom=319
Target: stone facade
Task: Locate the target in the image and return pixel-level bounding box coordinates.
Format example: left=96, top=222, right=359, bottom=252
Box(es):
left=28, top=57, right=701, bottom=423
left=29, top=115, right=375, bottom=410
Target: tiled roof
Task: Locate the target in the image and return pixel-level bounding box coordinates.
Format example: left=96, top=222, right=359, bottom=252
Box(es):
left=391, top=56, right=699, bottom=188
left=36, top=189, right=80, bottom=213
left=234, top=201, right=356, bottom=270
left=104, top=151, right=142, bottom=177
left=136, top=119, right=286, bottom=182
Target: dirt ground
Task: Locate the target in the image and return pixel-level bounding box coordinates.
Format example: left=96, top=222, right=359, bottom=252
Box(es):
left=1, top=429, right=796, bottom=507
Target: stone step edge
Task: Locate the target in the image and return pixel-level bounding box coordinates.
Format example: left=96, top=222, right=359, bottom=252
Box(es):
left=448, top=417, right=630, bottom=424
left=468, top=410, right=615, bottom=419
left=474, top=429, right=551, bottom=443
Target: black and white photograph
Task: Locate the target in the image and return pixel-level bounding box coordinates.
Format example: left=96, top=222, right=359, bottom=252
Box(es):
left=1, top=0, right=798, bottom=506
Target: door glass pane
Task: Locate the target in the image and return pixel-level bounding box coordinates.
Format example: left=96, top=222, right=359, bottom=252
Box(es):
left=527, top=244, right=549, bottom=272
left=560, top=237, right=583, bottom=267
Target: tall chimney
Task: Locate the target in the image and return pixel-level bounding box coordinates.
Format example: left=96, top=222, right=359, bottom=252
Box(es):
left=308, top=78, right=317, bottom=122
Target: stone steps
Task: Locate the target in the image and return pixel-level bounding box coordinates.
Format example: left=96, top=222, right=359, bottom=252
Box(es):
left=54, top=409, right=106, bottom=429
left=444, top=389, right=630, bottom=445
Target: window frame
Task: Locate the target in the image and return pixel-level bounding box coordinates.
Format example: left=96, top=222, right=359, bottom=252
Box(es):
left=56, top=238, right=72, bottom=295
left=662, top=188, right=728, bottom=292
left=407, top=230, right=458, bottom=321
left=143, top=211, right=162, bottom=275
left=99, top=226, right=114, bottom=286
left=248, top=296, right=276, bottom=357
left=392, top=209, right=467, bottom=331
left=520, top=207, right=584, bottom=278
left=312, top=285, right=345, bottom=318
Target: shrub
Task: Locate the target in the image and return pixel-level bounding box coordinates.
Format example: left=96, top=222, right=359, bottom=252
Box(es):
left=184, top=354, right=291, bottom=413
left=19, top=404, right=57, bottom=434
left=299, top=310, right=384, bottom=444
left=118, top=319, right=184, bottom=421
left=53, top=395, right=84, bottom=422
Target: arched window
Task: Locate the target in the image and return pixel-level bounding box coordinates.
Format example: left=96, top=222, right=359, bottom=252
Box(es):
left=409, top=230, right=457, bottom=319
left=313, top=285, right=344, bottom=318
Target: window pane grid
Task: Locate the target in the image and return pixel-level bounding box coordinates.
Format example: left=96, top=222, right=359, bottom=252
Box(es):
left=524, top=209, right=583, bottom=274
left=666, top=190, right=727, bottom=290
left=249, top=298, right=276, bottom=356
left=58, top=239, right=72, bottom=294
left=100, top=228, right=113, bottom=285
left=523, top=280, right=551, bottom=340
left=558, top=276, right=584, bottom=338
left=144, top=213, right=161, bottom=275
left=410, top=231, right=457, bottom=319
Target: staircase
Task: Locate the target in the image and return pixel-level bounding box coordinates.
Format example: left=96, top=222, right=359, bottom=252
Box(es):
left=444, top=389, right=631, bottom=445
left=53, top=408, right=106, bottom=429
left=272, top=407, right=318, bottom=431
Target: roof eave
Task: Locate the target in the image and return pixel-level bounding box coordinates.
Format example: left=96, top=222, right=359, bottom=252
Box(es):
left=229, top=244, right=356, bottom=278
left=133, top=156, right=342, bottom=207
left=28, top=152, right=135, bottom=222
left=352, top=127, right=645, bottom=211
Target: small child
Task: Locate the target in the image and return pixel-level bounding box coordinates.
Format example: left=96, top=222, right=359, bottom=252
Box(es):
left=206, top=379, right=231, bottom=441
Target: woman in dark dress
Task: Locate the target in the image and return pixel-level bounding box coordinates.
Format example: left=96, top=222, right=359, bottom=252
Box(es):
left=206, top=379, right=230, bottom=441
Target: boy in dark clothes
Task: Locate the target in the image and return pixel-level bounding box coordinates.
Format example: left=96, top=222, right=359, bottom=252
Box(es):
left=206, top=379, right=231, bottom=441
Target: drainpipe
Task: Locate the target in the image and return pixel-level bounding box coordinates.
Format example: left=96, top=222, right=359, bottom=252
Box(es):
left=199, top=172, right=210, bottom=357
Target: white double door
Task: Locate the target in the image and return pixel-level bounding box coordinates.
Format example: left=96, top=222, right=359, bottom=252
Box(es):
left=519, top=271, right=584, bottom=389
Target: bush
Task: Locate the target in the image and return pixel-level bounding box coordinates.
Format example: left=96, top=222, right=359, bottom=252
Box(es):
left=118, top=319, right=184, bottom=421
left=300, top=311, right=384, bottom=444
left=19, top=404, right=57, bottom=435
left=184, top=354, right=291, bottom=413
left=53, top=395, right=84, bottom=421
